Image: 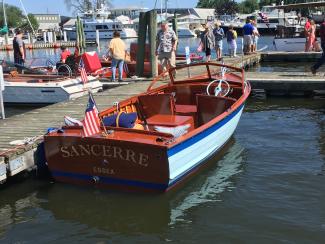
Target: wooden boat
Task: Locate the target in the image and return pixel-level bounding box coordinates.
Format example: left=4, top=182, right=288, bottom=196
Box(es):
left=44, top=62, right=251, bottom=192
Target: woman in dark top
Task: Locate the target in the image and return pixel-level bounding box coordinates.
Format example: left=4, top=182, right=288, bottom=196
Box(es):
left=198, top=24, right=215, bottom=62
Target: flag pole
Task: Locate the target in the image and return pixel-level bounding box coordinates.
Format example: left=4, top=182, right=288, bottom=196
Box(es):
left=89, top=91, right=109, bottom=136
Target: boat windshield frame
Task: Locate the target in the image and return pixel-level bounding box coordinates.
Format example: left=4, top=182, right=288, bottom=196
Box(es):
left=147, top=62, right=245, bottom=93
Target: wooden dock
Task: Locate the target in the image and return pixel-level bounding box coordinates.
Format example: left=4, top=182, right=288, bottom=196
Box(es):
left=246, top=71, right=325, bottom=96
left=261, top=51, right=322, bottom=62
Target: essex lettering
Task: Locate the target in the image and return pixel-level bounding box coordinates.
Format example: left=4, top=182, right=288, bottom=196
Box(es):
left=60, top=144, right=149, bottom=167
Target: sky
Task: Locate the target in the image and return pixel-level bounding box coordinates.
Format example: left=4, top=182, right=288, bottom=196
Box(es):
left=4, top=0, right=199, bottom=16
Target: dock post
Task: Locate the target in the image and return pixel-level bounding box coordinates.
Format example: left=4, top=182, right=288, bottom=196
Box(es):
left=53, top=31, right=57, bottom=43
left=147, top=10, right=157, bottom=77
left=63, top=30, right=67, bottom=42
left=43, top=31, right=47, bottom=43
left=136, top=12, right=147, bottom=77
left=172, top=12, right=178, bottom=38
left=96, top=29, right=100, bottom=48
left=0, top=66, right=5, bottom=119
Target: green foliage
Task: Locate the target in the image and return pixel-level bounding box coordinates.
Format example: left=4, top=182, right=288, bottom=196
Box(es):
left=64, top=0, right=112, bottom=14
left=0, top=4, right=24, bottom=28
left=197, top=0, right=239, bottom=15
left=239, top=0, right=259, bottom=14
left=19, top=14, right=39, bottom=33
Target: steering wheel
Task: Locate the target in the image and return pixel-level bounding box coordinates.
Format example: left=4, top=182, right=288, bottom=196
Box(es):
left=206, top=79, right=231, bottom=97
left=46, top=59, right=56, bottom=67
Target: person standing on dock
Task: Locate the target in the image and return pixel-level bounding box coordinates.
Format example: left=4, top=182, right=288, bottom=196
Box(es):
left=304, top=16, right=312, bottom=52
left=198, top=24, right=215, bottom=62
left=311, top=19, right=325, bottom=74
left=242, top=18, right=254, bottom=55
left=109, top=31, right=126, bottom=82
left=213, top=22, right=224, bottom=61
left=60, top=45, right=71, bottom=64
left=156, top=21, right=178, bottom=74
left=252, top=20, right=260, bottom=53
left=13, top=29, right=26, bottom=68
left=226, top=25, right=237, bottom=57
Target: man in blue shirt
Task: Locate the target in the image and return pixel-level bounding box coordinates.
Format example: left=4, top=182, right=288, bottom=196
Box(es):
left=242, top=18, right=254, bottom=54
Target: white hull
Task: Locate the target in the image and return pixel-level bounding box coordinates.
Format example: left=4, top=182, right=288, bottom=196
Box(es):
left=3, top=76, right=103, bottom=104
left=66, top=28, right=137, bottom=40
left=168, top=105, right=244, bottom=184
left=177, top=28, right=196, bottom=38
left=273, top=37, right=306, bottom=52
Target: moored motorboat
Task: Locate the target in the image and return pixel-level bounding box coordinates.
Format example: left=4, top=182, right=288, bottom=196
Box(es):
left=3, top=73, right=103, bottom=104
left=44, top=62, right=251, bottom=192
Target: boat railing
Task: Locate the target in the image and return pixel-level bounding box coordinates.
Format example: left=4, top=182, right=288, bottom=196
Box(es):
left=147, top=62, right=245, bottom=93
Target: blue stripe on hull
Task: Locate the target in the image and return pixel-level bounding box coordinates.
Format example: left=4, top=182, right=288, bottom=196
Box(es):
left=51, top=171, right=167, bottom=190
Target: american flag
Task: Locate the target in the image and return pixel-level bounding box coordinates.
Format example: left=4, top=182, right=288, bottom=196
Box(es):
left=79, top=60, right=88, bottom=84
left=83, top=93, right=100, bottom=137
left=258, top=12, right=269, bottom=28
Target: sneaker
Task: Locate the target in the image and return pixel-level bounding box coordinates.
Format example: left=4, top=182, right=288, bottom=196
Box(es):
left=118, top=79, right=123, bottom=82
left=310, top=66, right=317, bottom=75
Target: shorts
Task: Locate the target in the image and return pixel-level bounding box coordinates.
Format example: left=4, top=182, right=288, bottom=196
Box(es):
left=158, top=51, right=176, bottom=71
left=253, top=36, right=258, bottom=45
left=215, top=40, right=223, bottom=50
left=205, top=47, right=211, bottom=56
left=244, top=35, right=252, bottom=46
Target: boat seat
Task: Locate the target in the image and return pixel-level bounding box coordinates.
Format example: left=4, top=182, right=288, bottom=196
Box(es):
left=196, top=94, right=237, bottom=126
left=146, top=114, right=194, bottom=132
left=137, top=93, right=175, bottom=120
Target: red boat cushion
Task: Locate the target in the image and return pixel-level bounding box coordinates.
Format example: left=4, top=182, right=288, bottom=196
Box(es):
left=82, top=52, right=102, bottom=73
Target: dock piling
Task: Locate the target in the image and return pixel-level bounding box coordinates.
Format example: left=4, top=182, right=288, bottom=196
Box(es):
left=148, top=10, right=157, bottom=77
left=136, top=12, right=147, bottom=77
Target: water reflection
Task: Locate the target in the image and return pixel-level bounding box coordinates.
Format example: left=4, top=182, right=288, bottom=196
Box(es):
left=169, top=141, right=245, bottom=225
left=0, top=138, right=246, bottom=238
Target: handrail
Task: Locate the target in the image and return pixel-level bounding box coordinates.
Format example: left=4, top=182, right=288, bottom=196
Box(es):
left=147, top=62, right=245, bottom=92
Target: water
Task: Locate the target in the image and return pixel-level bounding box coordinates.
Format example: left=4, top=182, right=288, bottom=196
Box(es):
left=0, top=97, right=324, bottom=243
left=0, top=36, right=276, bottom=62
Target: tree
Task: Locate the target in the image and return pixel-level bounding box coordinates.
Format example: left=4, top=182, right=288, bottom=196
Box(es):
left=197, top=0, right=239, bottom=15
left=239, top=0, right=259, bottom=14
left=19, top=14, right=39, bottom=33
left=64, top=0, right=112, bottom=14
left=0, top=4, right=24, bottom=28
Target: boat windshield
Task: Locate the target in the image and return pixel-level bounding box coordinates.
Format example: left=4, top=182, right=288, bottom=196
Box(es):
left=0, top=59, right=50, bottom=75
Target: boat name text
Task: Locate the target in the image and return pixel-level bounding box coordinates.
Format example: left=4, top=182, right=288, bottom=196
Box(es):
left=60, top=144, right=149, bottom=167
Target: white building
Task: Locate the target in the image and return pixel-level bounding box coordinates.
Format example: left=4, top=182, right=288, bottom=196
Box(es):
left=33, top=14, right=61, bottom=31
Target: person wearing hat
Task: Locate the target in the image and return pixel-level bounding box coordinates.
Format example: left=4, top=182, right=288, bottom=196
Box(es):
left=156, top=21, right=178, bottom=74
left=198, top=24, right=215, bottom=62
left=304, top=16, right=312, bottom=52
left=213, top=22, right=224, bottom=61
left=13, top=28, right=26, bottom=67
